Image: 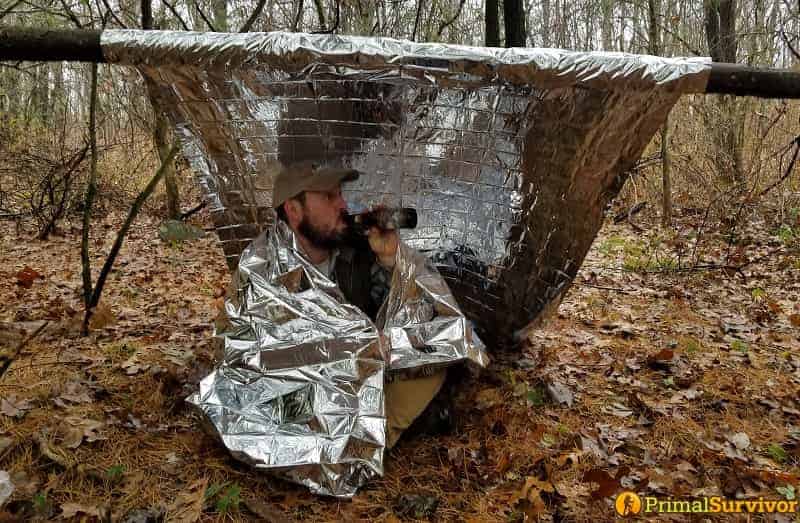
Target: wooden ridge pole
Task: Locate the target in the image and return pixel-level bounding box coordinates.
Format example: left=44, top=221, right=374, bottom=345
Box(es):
left=0, top=26, right=103, bottom=63
left=2, top=26, right=800, bottom=99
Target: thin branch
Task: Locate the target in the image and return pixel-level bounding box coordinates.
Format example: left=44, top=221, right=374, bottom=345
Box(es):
left=759, top=135, right=800, bottom=197
left=88, top=143, right=180, bottom=311
left=239, top=0, right=267, bottom=32
left=161, top=0, right=190, bottom=31
left=437, top=0, right=465, bottom=37
left=98, top=0, right=127, bottom=28
left=193, top=0, right=216, bottom=32
left=59, top=0, right=83, bottom=28
left=781, top=27, right=800, bottom=61
left=411, top=0, right=423, bottom=41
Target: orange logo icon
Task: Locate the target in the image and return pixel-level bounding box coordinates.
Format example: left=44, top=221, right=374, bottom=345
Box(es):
left=615, top=491, right=642, bottom=516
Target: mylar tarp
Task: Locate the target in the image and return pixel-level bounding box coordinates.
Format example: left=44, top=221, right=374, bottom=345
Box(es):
left=101, top=30, right=710, bottom=344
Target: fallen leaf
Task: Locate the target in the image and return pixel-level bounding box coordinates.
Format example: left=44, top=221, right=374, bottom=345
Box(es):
left=789, top=314, right=800, bottom=328
left=166, top=477, right=208, bottom=523
left=88, top=303, right=116, bottom=331
left=9, top=470, right=38, bottom=497
left=512, top=476, right=554, bottom=517
left=53, top=381, right=93, bottom=407
left=0, top=471, right=12, bottom=506
left=15, top=266, right=43, bottom=288
left=582, top=468, right=621, bottom=499
left=729, top=432, right=751, bottom=450
left=646, top=349, right=675, bottom=370
left=474, top=388, right=503, bottom=410
left=121, top=353, right=149, bottom=375
left=61, top=502, right=107, bottom=519
left=0, top=396, right=32, bottom=418
left=59, top=417, right=106, bottom=448
left=546, top=379, right=574, bottom=407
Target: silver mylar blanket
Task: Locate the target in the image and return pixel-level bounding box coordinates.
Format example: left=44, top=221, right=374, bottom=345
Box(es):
left=188, top=220, right=488, bottom=496
left=100, top=30, right=710, bottom=344
left=100, top=30, right=710, bottom=495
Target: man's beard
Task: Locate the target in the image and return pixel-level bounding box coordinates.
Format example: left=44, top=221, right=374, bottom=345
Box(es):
left=297, top=212, right=350, bottom=250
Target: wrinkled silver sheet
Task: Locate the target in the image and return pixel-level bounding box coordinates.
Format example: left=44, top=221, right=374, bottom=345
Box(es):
left=100, top=30, right=710, bottom=343
left=101, top=29, right=710, bottom=496
left=188, top=220, right=487, bottom=496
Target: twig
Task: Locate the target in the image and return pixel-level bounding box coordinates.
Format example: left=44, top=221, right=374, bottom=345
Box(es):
left=239, top=0, right=267, bottom=32
left=59, top=0, right=83, bottom=27
left=162, top=0, right=190, bottom=31
left=758, top=135, right=800, bottom=197
left=781, top=27, right=800, bottom=62
left=99, top=0, right=127, bottom=28
left=193, top=0, right=216, bottom=32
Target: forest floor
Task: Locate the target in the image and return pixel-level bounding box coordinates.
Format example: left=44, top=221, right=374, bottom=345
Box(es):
left=0, top=205, right=799, bottom=522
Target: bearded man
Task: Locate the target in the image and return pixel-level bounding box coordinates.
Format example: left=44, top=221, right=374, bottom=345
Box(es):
left=271, top=160, right=450, bottom=448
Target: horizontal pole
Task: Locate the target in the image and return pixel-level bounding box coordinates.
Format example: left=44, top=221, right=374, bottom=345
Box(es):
left=2, top=26, right=800, bottom=99
left=0, top=26, right=103, bottom=63
left=706, top=62, right=800, bottom=98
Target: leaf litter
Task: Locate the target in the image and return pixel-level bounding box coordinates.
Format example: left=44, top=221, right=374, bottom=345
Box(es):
left=0, top=208, right=798, bottom=520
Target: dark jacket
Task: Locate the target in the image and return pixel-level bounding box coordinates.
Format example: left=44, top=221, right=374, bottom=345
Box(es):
left=333, top=235, right=391, bottom=321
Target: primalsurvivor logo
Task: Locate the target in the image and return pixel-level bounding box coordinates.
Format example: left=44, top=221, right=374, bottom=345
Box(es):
left=615, top=491, right=799, bottom=516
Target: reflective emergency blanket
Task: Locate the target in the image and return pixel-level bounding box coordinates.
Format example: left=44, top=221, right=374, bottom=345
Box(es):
left=100, top=30, right=710, bottom=345
left=188, top=220, right=488, bottom=496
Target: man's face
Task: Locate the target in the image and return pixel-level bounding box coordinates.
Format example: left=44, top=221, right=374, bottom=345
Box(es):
left=293, top=186, right=350, bottom=250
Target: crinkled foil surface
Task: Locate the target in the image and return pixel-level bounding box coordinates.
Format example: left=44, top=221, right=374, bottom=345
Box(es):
left=102, top=30, right=709, bottom=343
left=187, top=220, right=487, bottom=496
left=101, top=29, right=709, bottom=496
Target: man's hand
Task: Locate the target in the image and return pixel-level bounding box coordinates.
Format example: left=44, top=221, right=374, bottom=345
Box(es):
left=367, top=226, right=399, bottom=269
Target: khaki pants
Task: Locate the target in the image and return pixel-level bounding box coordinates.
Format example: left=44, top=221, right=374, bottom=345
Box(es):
left=385, top=369, right=447, bottom=448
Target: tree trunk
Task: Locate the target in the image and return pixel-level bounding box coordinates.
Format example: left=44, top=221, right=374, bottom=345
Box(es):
left=541, top=0, right=550, bottom=47
left=81, top=63, right=99, bottom=335
left=503, top=0, right=526, bottom=47
left=213, top=0, right=228, bottom=31
left=704, top=0, right=745, bottom=189
left=141, top=0, right=181, bottom=219
left=155, top=111, right=181, bottom=219
left=648, top=0, right=672, bottom=228
left=601, top=0, right=613, bottom=50
left=485, top=0, right=500, bottom=47
left=660, top=120, right=672, bottom=227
